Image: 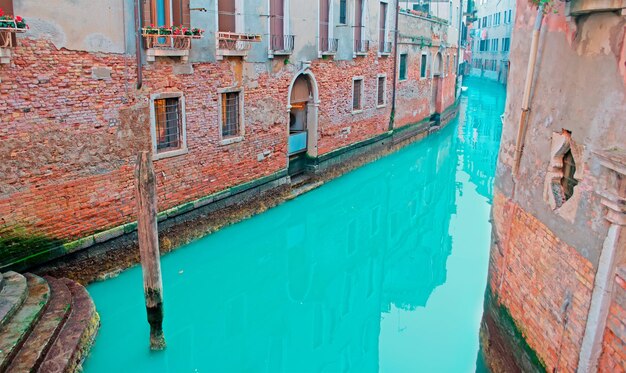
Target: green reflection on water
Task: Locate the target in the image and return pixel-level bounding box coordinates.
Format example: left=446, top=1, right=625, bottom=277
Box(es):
left=84, top=78, right=505, bottom=373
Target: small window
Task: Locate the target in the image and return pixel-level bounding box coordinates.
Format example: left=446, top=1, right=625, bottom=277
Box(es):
left=561, top=150, right=578, bottom=201
left=154, top=98, right=182, bottom=152
left=377, top=75, right=386, bottom=107
left=399, top=54, right=408, bottom=80
left=150, top=93, right=187, bottom=159
left=420, top=54, right=427, bottom=78
left=352, top=78, right=364, bottom=111
left=221, top=91, right=241, bottom=138
left=339, top=0, right=347, bottom=24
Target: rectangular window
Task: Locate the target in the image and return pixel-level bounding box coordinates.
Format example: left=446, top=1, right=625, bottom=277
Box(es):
left=218, top=0, right=236, bottom=32
left=154, top=98, right=182, bottom=152
left=339, top=0, right=347, bottom=24
left=377, top=75, right=386, bottom=107
left=399, top=53, right=408, bottom=80
left=352, top=78, right=363, bottom=111
left=420, top=54, right=427, bottom=78
left=379, top=2, right=388, bottom=53
left=270, top=0, right=285, bottom=50
left=482, top=16, right=487, bottom=27
left=503, top=37, right=510, bottom=51
left=221, top=91, right=241, bottom=138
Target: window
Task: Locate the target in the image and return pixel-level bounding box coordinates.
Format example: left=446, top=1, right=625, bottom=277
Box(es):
left=446, top=55, right=450, bottom=75
left=352, top=77, right=364, bottom=112
left=150, top=93, right=187, bottom=159
left=377, top=75, right=386, bottom=107
left=482, top=16, right=487, bottom=27
left=219, top=89, right=244, bottom=142
left=379, top=1, right=388, bottom=53
left=399, top=53, right=408, bottom=80
left=339, top=0, right=347, bottom=24
left=492, top=38, right=498, bottom=51
left=561, top=150, right=578, bottom=201
left=218, top=0, right=236, bottom=32
left=269, top=0, right=286, bottom=51
left=420, top=53, right=427, bottom=78
left=502, top=37, right=510, bottom=52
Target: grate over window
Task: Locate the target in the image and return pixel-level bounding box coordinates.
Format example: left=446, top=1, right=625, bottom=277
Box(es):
left=561, top=150, right=578, bottom=201
left=221, top=92, right=240, bottom=137
left=154, top=98, right=182, bottom=152
left=377, top=76, right=385, bottom=106
left=353, top=79, right=363, bottom=111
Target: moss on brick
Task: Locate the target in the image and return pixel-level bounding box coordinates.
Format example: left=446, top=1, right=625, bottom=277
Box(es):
left=0, top=227, right=67, bottom=271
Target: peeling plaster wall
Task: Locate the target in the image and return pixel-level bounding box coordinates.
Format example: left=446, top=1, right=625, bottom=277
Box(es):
left=14, top=0, right=127, bottom=54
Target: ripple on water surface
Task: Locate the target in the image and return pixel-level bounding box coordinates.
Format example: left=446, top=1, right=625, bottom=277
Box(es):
left=84, top=78, right=506, bottom=373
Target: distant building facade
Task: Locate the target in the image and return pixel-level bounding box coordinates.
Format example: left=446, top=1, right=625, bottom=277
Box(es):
left=469, top=0, right=514, bottom=83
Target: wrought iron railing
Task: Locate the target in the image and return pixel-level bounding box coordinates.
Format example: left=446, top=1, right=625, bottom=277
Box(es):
left=320, top=38, right=339, bottom=54
left=217, top=32, right=262, bottom=52
left=355, top=39, right=370, bottom=54
left=379, top=41, right=392, bottom=54
left=270, top=34, right=295, bottom=54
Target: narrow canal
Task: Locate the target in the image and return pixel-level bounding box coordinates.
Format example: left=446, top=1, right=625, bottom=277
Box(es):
left=83, top=77, right=506, bottom=372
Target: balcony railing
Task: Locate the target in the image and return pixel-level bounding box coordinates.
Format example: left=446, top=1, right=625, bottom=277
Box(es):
left=217, top=32, right=262, bottom=55
left=355, top=39, right=370, bottom=55
left=142, top=33, right=202, bottom=50
left=320, top=38, right=338, bottom=54
left=142, top=28, right=204, bottom=62
left=1, top=18, right=27, bottom=64
left=379, top=41, right=392, bottom=55
left=270, top=34, right=295, bottom=54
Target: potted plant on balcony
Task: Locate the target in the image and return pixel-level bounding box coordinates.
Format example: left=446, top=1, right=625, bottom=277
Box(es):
left=0, top=8, right=28, bottom=54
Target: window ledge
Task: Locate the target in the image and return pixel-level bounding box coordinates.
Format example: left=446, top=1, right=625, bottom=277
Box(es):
left=351, top=109, right=364, bottom=115
left=270, top=50, right=293, bottom=56
left=217, top=50, right=248, bottom=60
left=146, top=48, right=189, bottom=63
left=355, top=52, right=368, bottom=57
left=378, top=52, right=392, bottom=57
left=154, top=148, right=188, bottom=160
left=220, top=136, right=244, bottom=146
left=377, top=104, right=387, bottom=109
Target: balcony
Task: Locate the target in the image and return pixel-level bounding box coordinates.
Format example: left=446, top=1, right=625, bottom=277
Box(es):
left=217, top=32, right=262, bottom=59
left=288, top=131, right=308, bottom=155
left=379, top=41, right=392, bottom=56
left=269, top=34, right=295, bottom=56
left=0, top=16, right=28, bottom=64
left=142, top=27, right=204, bottom=63
left=320, top=38, right=338, bottom=56
left=355, top=39, right=370, bottom=56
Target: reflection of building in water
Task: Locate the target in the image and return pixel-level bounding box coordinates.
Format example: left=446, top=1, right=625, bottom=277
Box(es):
left=151, top=122, right=460, bottom=372
left=457, top=79, right=505, bottom=200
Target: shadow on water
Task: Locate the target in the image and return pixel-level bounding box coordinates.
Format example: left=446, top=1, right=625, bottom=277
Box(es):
left=84, top=77, right=506, bottom=373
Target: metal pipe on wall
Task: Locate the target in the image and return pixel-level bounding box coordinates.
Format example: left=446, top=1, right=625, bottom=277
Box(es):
left=512, top=3, right=544, bottom=177
left=135, top=0, right=144, bottom=90
left=390, top=1, right=400, bottom=130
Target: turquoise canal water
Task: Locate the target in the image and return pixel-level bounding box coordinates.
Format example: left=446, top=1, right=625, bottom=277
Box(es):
left=84, top=78, right=506, bottom=373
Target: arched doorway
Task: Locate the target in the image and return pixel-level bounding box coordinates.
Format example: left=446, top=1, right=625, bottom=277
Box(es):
left=431, top=52, right=443, bottom=114
left=287, top=71, right=319, bottom=176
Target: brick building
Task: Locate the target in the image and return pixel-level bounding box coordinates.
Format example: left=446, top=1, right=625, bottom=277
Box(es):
left=0, top=0, right=462, bottom=271
left=484, top=0, right=626, bottom=372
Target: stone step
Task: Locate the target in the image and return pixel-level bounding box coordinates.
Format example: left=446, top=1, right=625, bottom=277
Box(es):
left=0, top=274, right=50, bottom=371
left=38, top=279, right=99, bottom=373
left=0, top=271, right=29, bottom=331
left=7, top=277, right=72, bottom=373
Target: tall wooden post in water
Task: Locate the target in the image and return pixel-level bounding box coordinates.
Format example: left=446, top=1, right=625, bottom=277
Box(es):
left=135, top=151, right=166, bottom=350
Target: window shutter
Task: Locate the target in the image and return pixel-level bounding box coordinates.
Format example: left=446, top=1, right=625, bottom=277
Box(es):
left=0, top=0, right=13, bottom=15
left=141, top=0, right=153, bottom=28
left=172, top=0, right=191, bottom=27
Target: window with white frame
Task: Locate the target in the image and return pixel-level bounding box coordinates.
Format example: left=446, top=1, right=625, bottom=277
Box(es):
left=352, top=77, right=364, bottom=112
left=377, top=74, right=386, bottom=107
left=150, top=92, right=187, bottom=159
left=219, top=88, right=244, bottom=142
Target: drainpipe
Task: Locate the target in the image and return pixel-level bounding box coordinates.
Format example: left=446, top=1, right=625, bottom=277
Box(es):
left=134, top=0, right=144, bottom=90
left=512, top=4, right=543, bottom=177
left=455, top=0, right=463, bottom=97
left=389, top=2, right=400, bottom=131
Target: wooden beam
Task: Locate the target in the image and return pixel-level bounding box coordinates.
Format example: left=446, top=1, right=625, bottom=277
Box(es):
left=135, top=151, right=166, bottom=351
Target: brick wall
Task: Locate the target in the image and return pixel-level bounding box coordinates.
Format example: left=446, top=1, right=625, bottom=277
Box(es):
left=394, top=46, right=457, bottom=128
left=489, top=191, right=595, bottom=372
left=0, top=37, right=408, bottom=266
left=599, top=270, right=626, bottom=372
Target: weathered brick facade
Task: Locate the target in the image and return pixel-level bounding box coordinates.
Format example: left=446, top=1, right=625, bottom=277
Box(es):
left=0, top=2, right=462, bottom=270
left=484, top=0, right=626, bottom=371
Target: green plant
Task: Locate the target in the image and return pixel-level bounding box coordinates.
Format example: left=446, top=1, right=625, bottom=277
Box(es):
left=531, top=0, right=560, bottom=14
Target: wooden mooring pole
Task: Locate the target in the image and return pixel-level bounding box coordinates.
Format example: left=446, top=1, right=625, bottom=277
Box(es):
left=135, top=151, right=166, bottom=350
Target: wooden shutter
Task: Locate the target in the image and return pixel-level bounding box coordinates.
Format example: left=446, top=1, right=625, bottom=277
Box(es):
left=141, top=0, right=153, bottom=27
left=0, top=0, right=13, bottom=15
left=218, top=0, right=236, bottom=33
left=319, top=0, right=329, bottom=48
left=355, top=0, right=363, bottom=43
left=172, top=0, right=190, bottom=27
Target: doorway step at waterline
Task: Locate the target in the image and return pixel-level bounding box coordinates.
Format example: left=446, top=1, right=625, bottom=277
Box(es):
left=0, top=271, right=99, bottom=373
